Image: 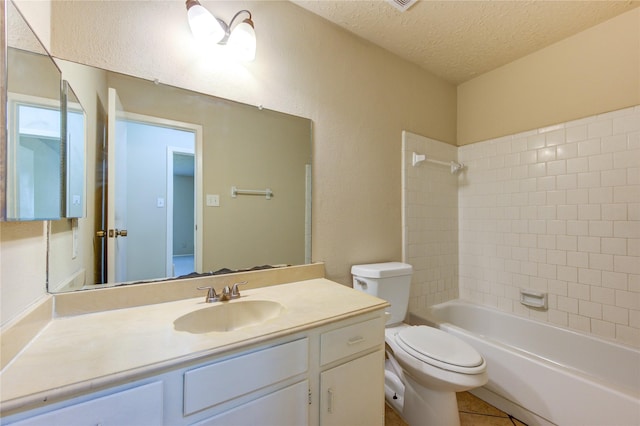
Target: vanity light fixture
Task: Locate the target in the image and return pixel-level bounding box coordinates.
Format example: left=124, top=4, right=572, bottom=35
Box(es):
left=185, top=0, right=256, bottom=61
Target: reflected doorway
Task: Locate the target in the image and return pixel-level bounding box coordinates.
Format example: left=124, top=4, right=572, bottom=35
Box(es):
left=116, top=119, right=196, bottom=282
left=168, top=149, right=195, bottom=277
left=101, top=87, right=202, bottom=284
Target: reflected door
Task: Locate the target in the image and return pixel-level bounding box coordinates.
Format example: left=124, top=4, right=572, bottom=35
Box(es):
left=94, top=101, right=108, bottom=284
left=106, top=88, right=128, bottom=283
left=105, top=88, right=200, bottom=284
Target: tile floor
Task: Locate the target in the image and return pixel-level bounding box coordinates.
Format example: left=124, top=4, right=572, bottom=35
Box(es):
left=384, top=392, right=528, bottom=426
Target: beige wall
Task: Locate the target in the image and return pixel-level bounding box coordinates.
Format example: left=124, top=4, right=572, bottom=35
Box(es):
left=458, top=8, right=640, bottom=146
left=0, top=221, right=47, bottom=326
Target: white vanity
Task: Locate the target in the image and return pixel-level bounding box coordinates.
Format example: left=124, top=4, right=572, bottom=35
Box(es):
left=0, top=266, right=388, bottom=426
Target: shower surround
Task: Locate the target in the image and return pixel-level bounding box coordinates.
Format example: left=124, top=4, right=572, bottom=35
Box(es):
left=403, top=105, right=640, bottom=348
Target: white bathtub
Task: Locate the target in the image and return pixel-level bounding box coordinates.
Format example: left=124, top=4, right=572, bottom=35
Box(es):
left=410, top=300, right=640, bottom=426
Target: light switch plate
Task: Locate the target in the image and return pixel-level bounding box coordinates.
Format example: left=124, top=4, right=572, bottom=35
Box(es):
left=206, top=194, right=220, bottom=207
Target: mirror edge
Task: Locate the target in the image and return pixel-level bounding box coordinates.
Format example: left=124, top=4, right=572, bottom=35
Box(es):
left=60, top=78, right=68, bottom=217
left=1, top=0, right=7, bottom=221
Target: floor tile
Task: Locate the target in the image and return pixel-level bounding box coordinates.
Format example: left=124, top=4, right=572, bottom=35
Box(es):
left=456, top=392, right=508, bottom=417
left=459, top=411, right=518, bottom=426
left=384, top=392, right=528, bottom=426
left=384, top=403, right=407, bottom=426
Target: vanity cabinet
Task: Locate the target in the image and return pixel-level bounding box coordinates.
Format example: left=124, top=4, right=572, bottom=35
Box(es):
left=3, top=310, right=386, bottom=426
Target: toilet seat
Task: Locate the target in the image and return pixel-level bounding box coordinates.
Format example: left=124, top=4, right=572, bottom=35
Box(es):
left=395, top=326, right=485, bottom=375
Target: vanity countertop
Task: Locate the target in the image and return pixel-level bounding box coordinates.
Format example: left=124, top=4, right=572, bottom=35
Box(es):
left=0, top=278, right=387, bottom=414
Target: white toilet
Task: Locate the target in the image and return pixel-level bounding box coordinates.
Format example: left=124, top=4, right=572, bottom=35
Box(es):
left=352, top=262, right=488, bottom=426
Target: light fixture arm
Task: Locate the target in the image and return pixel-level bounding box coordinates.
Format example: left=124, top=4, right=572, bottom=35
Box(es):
left=229, top=10, right=252, bottom=28
left=214, top=17, right=231, bottom=44
left=219, top=10, right=253, bottom=45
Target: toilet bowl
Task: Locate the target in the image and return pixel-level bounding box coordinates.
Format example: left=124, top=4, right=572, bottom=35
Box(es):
left=352, top=262, right=488, bottom=426
left=385, top=324, right=487, bottom=425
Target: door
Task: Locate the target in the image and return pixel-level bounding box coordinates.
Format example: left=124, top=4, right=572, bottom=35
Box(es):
left=320, top=350, right=385, bottom=426
left=106, top=88, right=127, bottom=283
left=94, top=101, right=107, bottom=283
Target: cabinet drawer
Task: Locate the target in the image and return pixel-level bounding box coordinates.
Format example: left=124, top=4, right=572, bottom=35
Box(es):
left=320, top=317, right=384, bottom=365
left=184, top=338, right=308, bottom=415
left=192, top=380, right=309, bottom=426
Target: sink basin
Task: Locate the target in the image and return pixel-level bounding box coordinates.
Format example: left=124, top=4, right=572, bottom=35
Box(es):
left=174, top=300, right=284, bottom=334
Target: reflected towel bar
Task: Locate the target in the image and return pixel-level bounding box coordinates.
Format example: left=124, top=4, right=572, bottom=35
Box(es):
left=231, top=186, right=273, bottom=200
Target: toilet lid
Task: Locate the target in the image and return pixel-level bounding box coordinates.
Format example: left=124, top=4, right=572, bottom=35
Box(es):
left=397, top=326, right=484, bottom=368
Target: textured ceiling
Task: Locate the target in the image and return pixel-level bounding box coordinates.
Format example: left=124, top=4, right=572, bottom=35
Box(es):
left=292, top=0, right=640, bottom=85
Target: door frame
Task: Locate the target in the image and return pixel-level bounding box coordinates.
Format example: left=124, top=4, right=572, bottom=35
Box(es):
left=166, top=146, right=195, bottom=277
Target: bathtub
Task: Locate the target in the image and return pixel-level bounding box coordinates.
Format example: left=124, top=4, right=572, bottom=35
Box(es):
left=409, top=300, right=640, bottom=426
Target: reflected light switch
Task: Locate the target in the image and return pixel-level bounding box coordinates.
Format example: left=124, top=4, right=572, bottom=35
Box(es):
left=206, top=194, right=220, bottom=207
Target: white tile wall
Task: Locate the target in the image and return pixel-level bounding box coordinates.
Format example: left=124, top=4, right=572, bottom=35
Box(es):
left=402, top=131, right=459, bottom=312
left=458, top=106, right=640, bottom=347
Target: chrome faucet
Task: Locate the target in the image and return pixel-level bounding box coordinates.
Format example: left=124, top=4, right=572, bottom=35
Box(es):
left=230, top=282, right=244, bottom=298
left=197, top=281, right=246, bottom=303
left=197, top=286, right=220, bottom=303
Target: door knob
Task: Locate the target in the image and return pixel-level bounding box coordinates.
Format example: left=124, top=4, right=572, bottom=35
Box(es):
left=96, top=230, right=107, bottom=238
left=108, top=229, right=128, bottom=238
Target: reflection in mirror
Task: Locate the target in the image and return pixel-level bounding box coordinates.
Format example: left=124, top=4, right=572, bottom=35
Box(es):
left=47, top=61, right=312, bottom=293
left=63, top=82, right=86, bottom=218
left=7, top=95, right=60, bottom=219
left=5, top=1, right=64, bottom=220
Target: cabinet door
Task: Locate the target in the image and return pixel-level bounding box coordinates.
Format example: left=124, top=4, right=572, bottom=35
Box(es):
left=9, top=381, right=163, bottom=426
left=193, top=380, right=309, bottom=426
left=320, top=350, right=384, bottom=426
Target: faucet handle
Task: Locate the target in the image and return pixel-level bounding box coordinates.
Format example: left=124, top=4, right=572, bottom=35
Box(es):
left=197, top=286, right=219, bottom=303
left=231, top=281, right=246, bottom=299
left=222, top=285, right=232, bottom=300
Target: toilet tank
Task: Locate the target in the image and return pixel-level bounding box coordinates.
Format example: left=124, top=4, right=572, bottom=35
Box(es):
left=351, top=262, right=413, bottom=325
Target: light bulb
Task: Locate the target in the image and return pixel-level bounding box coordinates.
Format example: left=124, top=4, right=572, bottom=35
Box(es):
left=227, top=19, right=256, bottom=61
left=187, top=4, right=225, bottom=44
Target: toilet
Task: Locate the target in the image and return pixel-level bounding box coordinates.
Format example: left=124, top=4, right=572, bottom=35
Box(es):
left=352, top=262, right=488, bottom=426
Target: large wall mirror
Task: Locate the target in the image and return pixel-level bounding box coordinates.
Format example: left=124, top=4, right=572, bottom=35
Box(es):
left=50, top=64, right=313, bottom=294
left=58, top=67, right=312, bottom=292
